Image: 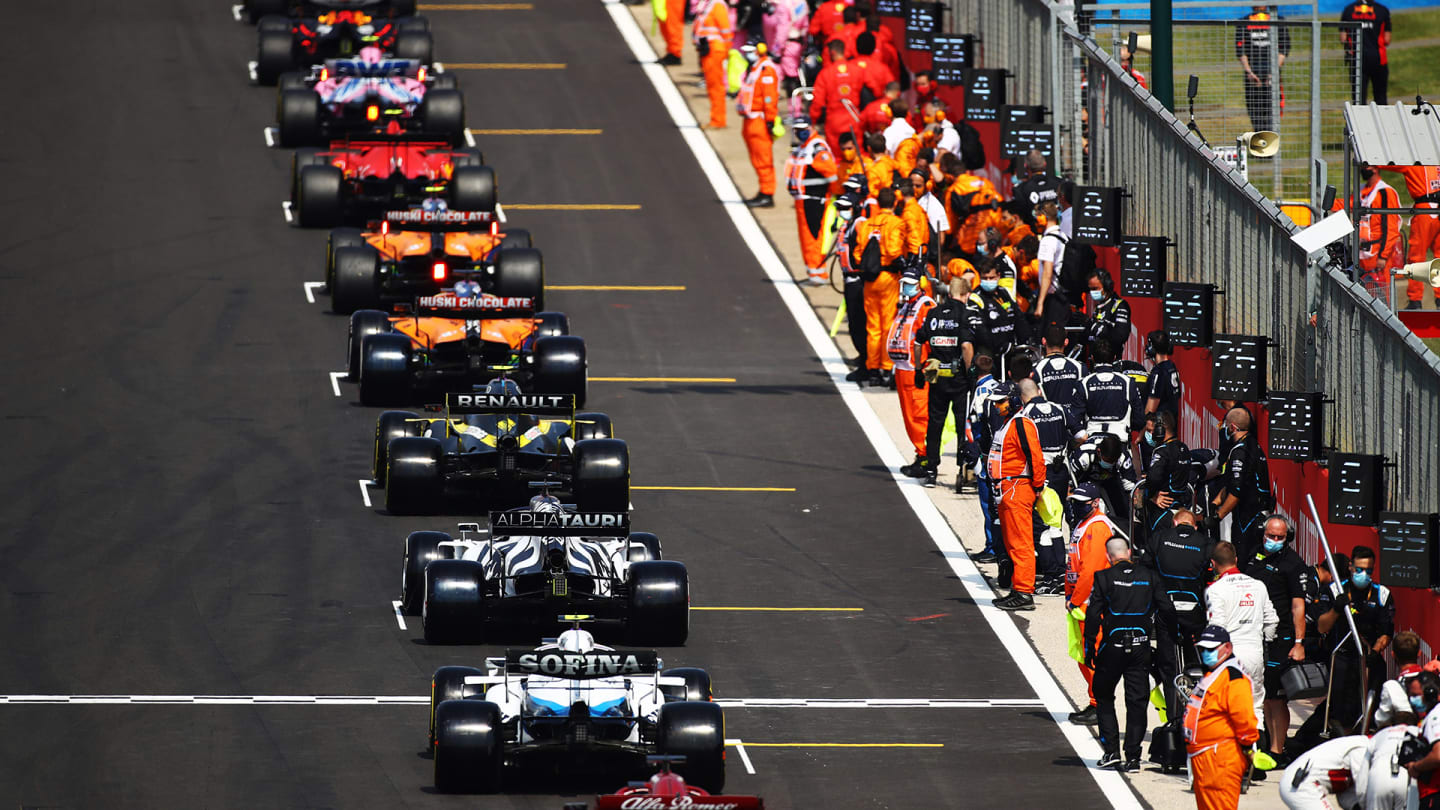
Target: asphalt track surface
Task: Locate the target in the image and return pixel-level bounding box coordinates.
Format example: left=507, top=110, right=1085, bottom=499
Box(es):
left=0, top=2, right=1115, bottom=807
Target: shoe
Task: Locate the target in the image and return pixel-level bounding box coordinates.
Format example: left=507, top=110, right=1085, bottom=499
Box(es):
left=881, top=370, right=895, bottom=389
left=923, top=471, right=937, bottom=488
left=1406, top=300, right=1423, bottom=310
left=898, top=455, right=926, bottom=477
left=972, top=552, right=998, bottom=564
left=844, top=366, right=872, bottom=383
left=1034, top=577, right=1066, bottom=595
left=658, top=53, right=682, bottom=66
left=1250, top=766, right=1267, bottom=782
left=995, top=592, right=1034, bottom=611
left=744, top=193, right=774, bottom=208
left=1124, top=758, right=1141, bottom=773
left=863, top=371, right=888, bottom=388
left=803, top=271, right=827, bottom=286
left=1097, top=751, right=1122, bottom=770
left=1068, top=706, right=1098, bottom=726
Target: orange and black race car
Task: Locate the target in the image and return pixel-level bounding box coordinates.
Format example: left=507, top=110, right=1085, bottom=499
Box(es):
left=326, top=206, right=531, bottom=314
left=347, top=284, right=586, bottom=407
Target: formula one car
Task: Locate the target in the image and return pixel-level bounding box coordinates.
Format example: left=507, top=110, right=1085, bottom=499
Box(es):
left=275, top=49, right=461, bottom=147
left=406, top=502, right=688, bottom=645
left=240, top=0, right=419, bottom=23
left=326, top=203, right=529, bottom=312
left=375, top=385, right=627, bottom=515
left=252, top=7, right=431, bottom=85
left=292, top=144, right=490, bottom=228
left=349, top=284, right=585, bottom=406
left=428, top=623, right=723, bottom=794
left=588, top=757, right=763, bottom=809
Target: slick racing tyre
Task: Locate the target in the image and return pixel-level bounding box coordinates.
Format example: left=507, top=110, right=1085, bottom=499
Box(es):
left=326, top=227, right=366, bottom=291
left=431, top=72, right=459, bottom=91
left=256, top=23, right=294, bottom=85
left=386, top=437, right=443, bottom=515
left=420, top=88, right=464, bottom=144
left=256, top=14, right=291, bottom=33
left=627, top=560, right=689, bottom=646
left=249, top=1, right=288, bottom=24
left=330, top=246, right=380, bottom=314
left=278, top=89, right=322, bottom=148
left=277, top=71, right=308, bottom=93
left=428, top=665, right=483, bottom=744
left=433, top=699, right=503, bottom=793
left=452, top=147, right=484, bottom=168
left=533, top=336, right=586, bottom=407
left=572, top=438, right=628, bottom=512
left=296, top=165, right=343, bottom=229
left=492, top=248, right=543, bottom=306
left=535, top=311, right=568, bottom=339
left=395, top=30, right=434, bottom=64
left=423, top=560, right=485, bottom=644
left=498, top=227, right=530, bottom=250
left=572, top=412, right=613, bottom=441
left=626, top=531, right=662, bottom=562
left=656, top=701, right=724, bottom=793
left=347, top=309, right=392, bottom=379
left=447, top=165, right=495, bottom=214
left=403, top=531, right=453, bottom=616
left=659, top=667, right=711, bottom=702
left=396, top=15, right=429, bottom=33
left=359, top=333, right=412, bottom=406
left=373, top=410, right=422, bottom=485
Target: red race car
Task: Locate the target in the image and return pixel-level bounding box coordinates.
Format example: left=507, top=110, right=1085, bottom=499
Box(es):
left=585, top=757, right=764, bottom=810
left=290, top=137, right=492, bottom=228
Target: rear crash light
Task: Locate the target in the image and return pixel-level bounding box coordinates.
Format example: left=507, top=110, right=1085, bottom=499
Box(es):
left=366, top=104, right=380, bottom=122
left=432, top=262, right=447, bottom=281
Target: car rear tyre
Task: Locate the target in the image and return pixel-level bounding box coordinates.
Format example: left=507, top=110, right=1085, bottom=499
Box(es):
left=404, top=531, right=452, bottom=616
left=348, top=309, right=392, bottom=379
left=396, top=15, right=429, bottom=33
left=535, top=311, right=568, bottom=339
left=627, top=531, right=663, bottom=562
left=250, top=1, right=289, bottom=24
left=360, top=333, right=413, bottom=406
left=499, top=227, right=531, bottom=250
left=492, top=247, right=542, bottom=306
left=373, top=410, right=422, bottom=485
left=660, top=667, right=711, bottom=702
left=395, top=30, right=434, bottom=64
left=326, top=227, right=366, bottom=290
left=277, top=71, right=307, bottom=93
left=421, top=88, right=464, bottom=143
left=296, top=165, right=343, bottom=228
left=428, top=664, right=483, bottom=744
left=278, top=89, right=320, bottom=147
left=433, top=699, right=503, bottom=793
left=627, top=560, right=688, bottom=646
left=423, top=560, right=485, bottom=643
left=533, top=336, right=586, bottom=408
left=447, top=165, right=495, bottom=213
left=572, top=438, right=627, bottom=512
left=256, top=25, right=294, bottom=85
left=386, top=437, right=443, bottom=515
left=572, top=411, right=612, bottom=441
left=331, top=246, right=380, bottom=314
left=655, top=701, right=724, bottom=792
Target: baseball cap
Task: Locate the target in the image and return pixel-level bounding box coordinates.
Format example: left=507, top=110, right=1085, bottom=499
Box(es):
left=1196, top=625, right=1231, bottom=649
left=900, top=263, right=923, bottom=281
left=1068, top=483, right=1102, bottom=502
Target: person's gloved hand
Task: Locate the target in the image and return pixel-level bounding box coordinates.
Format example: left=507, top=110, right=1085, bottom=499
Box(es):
left=923, top=357, right=942, bottom=384
left=696, top=38, right=710, bottom=58
left=1331, top=589, right=1350, bottom=610
left=914, top=369, right=926, bottom=389
left=770, top=118, right=785, bottom=139
left=1202, top=514, right=1220, bottom=536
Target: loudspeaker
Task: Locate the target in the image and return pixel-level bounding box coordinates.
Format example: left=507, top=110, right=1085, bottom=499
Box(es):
left=1400, top=259, right=1440, bottom=288
left=1240, top=131, right=1280, bottom=157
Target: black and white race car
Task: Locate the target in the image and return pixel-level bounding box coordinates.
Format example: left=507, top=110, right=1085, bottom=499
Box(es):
left=428, top=623, right=723, bottom=794
left=408, top=502, right=688, bottom=645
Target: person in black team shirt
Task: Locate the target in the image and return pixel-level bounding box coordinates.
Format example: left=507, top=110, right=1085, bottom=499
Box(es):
left=1209, top=406, right=1273, bottom=562
left=913, top=275, right=976, bottom=489
left=1341, top=0, right=1392, bottom=104
left=1235, top=5, right=1291, bottom=133
left=1138, top=410, right=1190, bottom=552
left=1143, top=330, right=1181, bottom=418
left=1037, top=324, right=1087, bottom=424
left=1147, top=509, right=1212, bottom=714
left=1243, top=515, right=1309, bottom=765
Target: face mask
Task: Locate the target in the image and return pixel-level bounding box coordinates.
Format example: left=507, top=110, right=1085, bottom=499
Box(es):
left=1412, top=695, right=1429, bottom=713
left=1200, top=649, right=1220, bottom=669
left=980, top=279, right=999, bottom=292
left=1098, top=460, right=1115, bottom=470
left=843, top=147, right=856, bottom=161
left=1143, top=431, right=1156, bottom=446
left=900, top=282, right=919, bottom=298
left=1351, top=570, right=1371, bottom=590
left=1089, top=289, right=1104, bottom=302
left=1263, top=538, right=1285, bottom=555
left=1362, top=168, right=1377, bottom=182
left=975, top=242, right=988, bottom=254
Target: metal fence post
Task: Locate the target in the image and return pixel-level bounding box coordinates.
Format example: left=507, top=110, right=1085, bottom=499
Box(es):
left=1310, top=8, right=1322, bottom=209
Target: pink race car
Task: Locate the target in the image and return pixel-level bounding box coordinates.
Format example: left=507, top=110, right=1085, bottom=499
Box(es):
left=276, top=47, right=463, bottom=147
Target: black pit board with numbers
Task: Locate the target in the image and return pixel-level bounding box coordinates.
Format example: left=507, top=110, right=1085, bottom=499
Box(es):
left=1073, top=186, right=1123, bottom=246
left=876, top=0, right=903, bottom=15
left=1266, top=391, right=1323, bottom=461
left=1001, top=122, right=1054, bottom=160
left=1210, top=334, right=1267, bottom=402
left=1120, top=236, right=1166, bottom=297
left=1377, top=512, right=1438, bottom=589
left=962, top=69, right=1005, bottom=121
left=1328, top=453, right=1385, bottom=526
left=930, top=34, right=973, bottom=84
left=904, top=0, right=941, bottom=50
left=1162, top=283, right=1214, bottom=347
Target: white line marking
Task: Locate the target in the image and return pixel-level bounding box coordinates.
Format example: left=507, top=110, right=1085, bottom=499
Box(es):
left=358, top=479, right=373, bottom=508
left=247, top=61, right=259, bottom=82
left=330, top=372, right=346, bottom=397
left=495, top=202, right=507, bottom=224
left=263, top=126, right=277, bottom=148
left=303, top=281, right=325, bottom=304
left=725, top=739, right=757, bottom=774
left=0, top=695, right=1035, bottom=708
left=282, top=200, right=295, bottom=225
left=390, top=600, right=408, bottom=630
left=601, top=4, right=1141, bottom=807
left=464, top=127, right=476, bottom=148
left=232, top=4, right=245, bottom=22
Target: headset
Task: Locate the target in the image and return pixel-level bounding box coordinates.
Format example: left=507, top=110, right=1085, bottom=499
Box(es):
left=1147, top=409, right=1176, bottom=444
left=1144, top=329, right=1172, bottom=360
left=1263, top=513, right=1296, bottom=544
left=1087, top=267, right=1116, bottom=299
left=1416, top=671, right=1440, bottom=712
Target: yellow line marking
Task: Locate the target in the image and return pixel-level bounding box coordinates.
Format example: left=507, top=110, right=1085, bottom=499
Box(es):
left=632, top=486, right=796, bottom=492
left=692, top=607, right=864, bottom=612
left=420, top=3, right=533, bottom=8
left=468, top=128, right=603, bottom=135
left=504, top=204, right=640, bottom=211
left=591, top=377, right=737, bottom=383
left=446, top=63, right=566, bottom=70
left=545, top=284, right=685, bottom=291
left=732, top=743, right=944, bottom=748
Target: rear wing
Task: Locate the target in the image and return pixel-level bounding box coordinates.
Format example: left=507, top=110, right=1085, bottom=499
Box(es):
left=413, top=292, right=535, bottom=319
left=501, top=649, right=660, bottom=678
left=446, top=392, right=574, bottom=418
left=321, top=57, right=424, bottom=79
left=385, top=209, right=495, bottom=228
left=593, top=796, right=764, bottom=810
left=489, top=510, right=630, bottom=537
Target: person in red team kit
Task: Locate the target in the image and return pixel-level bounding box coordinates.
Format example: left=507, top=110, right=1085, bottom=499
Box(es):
left=809, top=39, right=865, bottom=155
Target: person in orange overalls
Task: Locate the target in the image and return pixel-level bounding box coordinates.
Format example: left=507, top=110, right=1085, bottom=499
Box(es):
left=990, top=378, right=1046, bottom=611
left=737, top=43, right=780, bottom=207
left=785, top=119, right=838, bottom=285
left=1184, top=625, right=1259, bottom=810
left=809, top=40, right=864, bottom=156
left=897, top=177, right=930, bottom=260
left=863, top=132, right=898, bottom=200
left=834, top=132, right=865, bottom=185
left=693, top=0, right=732, bottom=129
left=1064, top=483, right=1119, bottom=727
left=1357, top=162, right=1403, bottom=298
left=1378, top=163, right=1440, bottom=307
left=658, top=0, right=685, bottom=65
left=887, top=264, right=935, bottom=469
left=856, top=186, right=906, bottom=384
